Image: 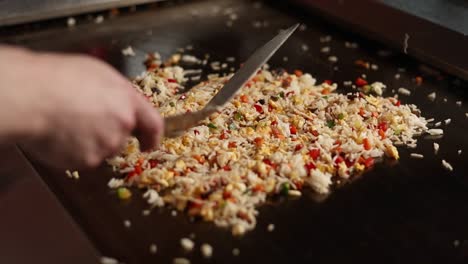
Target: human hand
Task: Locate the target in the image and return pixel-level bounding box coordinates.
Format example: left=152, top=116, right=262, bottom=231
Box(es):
left=0, top=46, right=163, bottom=169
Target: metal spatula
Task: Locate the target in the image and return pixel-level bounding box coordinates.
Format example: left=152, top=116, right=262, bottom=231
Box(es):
left=163, top=23, right=299, bottom=138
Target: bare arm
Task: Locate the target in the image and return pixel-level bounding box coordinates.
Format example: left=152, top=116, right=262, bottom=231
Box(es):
left=0, top=46, right=49, bottom=141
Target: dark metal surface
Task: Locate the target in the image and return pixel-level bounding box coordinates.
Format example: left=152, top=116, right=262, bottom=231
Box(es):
left=380, top=0, right=468, bottom=35
left=0, top=145, right=100, bottom=264
left=292, top=0, right=468, bottom=81
left=0, top=0, right=165, bottom=26
left=2, top=0, right=468, bottom=263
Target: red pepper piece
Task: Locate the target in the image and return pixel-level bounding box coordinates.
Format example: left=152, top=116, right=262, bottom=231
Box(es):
left=308, top=149, right=320, bottom=160
left=334, top=155, right=344, bottom=164
left=355, top=77, right=368, bottom=87
left=305, top=162, right=316, bottom=172
left=363, top=138, right=372, bottom=150
left=290, top=125, right=297, bottom=135
left=364, top=157, right=374, bottom=167
left=149, top=160, right=158, bottom=168
left=254, top=104, right=264, bottom=114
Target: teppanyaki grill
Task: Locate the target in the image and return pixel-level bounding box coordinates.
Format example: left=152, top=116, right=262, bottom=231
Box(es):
left=1, top=0, right=467, bottom=263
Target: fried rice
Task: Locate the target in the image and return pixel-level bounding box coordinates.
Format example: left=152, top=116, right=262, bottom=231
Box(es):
left=107, top=53, right=428, bottom=235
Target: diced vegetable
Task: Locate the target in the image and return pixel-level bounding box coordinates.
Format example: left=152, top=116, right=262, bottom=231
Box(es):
left=355, top=77, right=368, bottom=87
left=363, top=138, right=371, bottom=150
left=207, top=123, right=217, bottom=129
left=117, top=187, right=132, bottom=200
left=308, top=149, right=320, bottom=160
left=280, top=182, right=290, bottom=196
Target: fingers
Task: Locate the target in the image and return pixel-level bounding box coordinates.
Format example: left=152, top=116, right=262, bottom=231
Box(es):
left=133, top=93, right=164, bottom=152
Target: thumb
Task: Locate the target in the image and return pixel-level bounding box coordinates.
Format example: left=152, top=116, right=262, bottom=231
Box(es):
left=133, top=93, right=164, bottom=152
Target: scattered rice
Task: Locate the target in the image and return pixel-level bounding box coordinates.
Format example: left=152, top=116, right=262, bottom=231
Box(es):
left=72, top=171, right=80, bottom=179
left=299, top=24, right=307, bottom=31
left=180, top=238, right=195, bottom=251
left=444, top=118, right=451, bottom=125
left=320, top=46, right=330, bottom=53
left=232, top=248, right=240, bottom=256
left=454, top=240, right=460, bottom=247
left=442, top=160, right=453, bottom=171
left=229, top=13, right=238, bottom=21
left=458, top=150, right=462, bottom=155
left=65, top=170, right=79, bottom=180
left=108, top=178, right=124, bottom=188
left=142, top=210, right=151, bottom=216
left=403, top=33, right=409, bottom=54
left=107, top=53, right=428, bottom=235
left=143, top=189, right=164, bottom=207
left=95, top=15, right=104, bottom=24
left=320, top=35, right=332, bottom=43
left=181, top=55, right=201, bottom=64
left=328, top=56, right=338, bottom=63
left=427, top=129, right=443, bottom=136
left=173, top=258, right=190, bottom=264
left=343, top=81, right=352, bottom=86
left=149, top=243, right=158, bottom=254
left=122, top=46, right=135, bottom=56
left=434, top=122, right=441, bottom=127
left=427, top=92, right=436, bottom=101
left=201, top=244, right=213, bottom=258
left=456, top=101, right=462, bottom=106
left=288, top=190, right=302, bottom=196
left=443, top=98, right=448, bottom=102
left=123, top=220, right=131, bottom=228
left=267, top=224, right=275, bottom=232
left=171, top=210, right=178, bottom=216
left=301, top=44, right=309, bottom=51
left=344, top=41, right=358, bottom=48
left=394, top=74, right=400, bottom=79
left=100, top=257, right=119, bottom=264
left=252, top=21, right=262, bottom=28
left=398, top=87, right=411, bottom=96
left=410, top=153, right=424, bottom=159
left=283, top=56, right=288, bottom=62
left=226, top=57, right=236, bottom=62
left=190, top=76, right=201, bottom=82
left=370, top=82, right=386, bottom=96
left=370, top=64, right=378, bottom=71
left=433, top=143, right=439, bottom=155
left=67, top=17, right=76, bottom=27
left=210, top=61, right=221, bottom=71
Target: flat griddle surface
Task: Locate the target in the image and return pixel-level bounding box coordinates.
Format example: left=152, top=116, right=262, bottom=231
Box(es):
left=3, top=0, right=468, bottom=263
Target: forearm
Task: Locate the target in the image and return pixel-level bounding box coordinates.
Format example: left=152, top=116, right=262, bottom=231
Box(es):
left=0, top=45, right=48, bottom=143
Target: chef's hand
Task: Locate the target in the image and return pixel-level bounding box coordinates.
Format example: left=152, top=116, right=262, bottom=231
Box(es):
left=0, top=45, right=163, bottom=169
